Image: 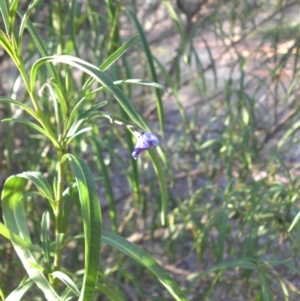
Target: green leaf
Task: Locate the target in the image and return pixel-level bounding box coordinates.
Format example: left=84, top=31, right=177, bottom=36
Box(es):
left=64, top=154, right=102, bottom=301
left=1, top=175, right=61, bottom=300
left=0, top=30, right=15, bottom=59
left=162, top=0, right=186, bottom=59
left=278, top=119, right=300, bottom=148
left=66, top=127, right=92, bottom=145
left=153, top=57, right=187, bottom=127
left=0, top=222, right=42, bottom=253
left=67, top=100, right=108, bottom=136
left=188, top=258, right=257, bottom=282
left=126, top=9, right=165, bottom=135
left=100, top=112, right=136, bottom=127
left=288, top=210, right=300, bottom=232
left=202, top=36, right=218, bottom=88
left=82, top=35, right=139, bottom=91
left=216, top=205, right=228, bottom=263
left=50, top=80, right=69, bottom=125
left=16, top=171, right=55, bottom=206
left=0, top=0, right=10, bottom=35
left=67, top=97, right=107, bottom=131
left=100, top=35, right=138, bottom=71
left=191, top=44, right=207, bottom=93
left=41, top=212, right=52, bottom=274
left=18, top=0, right=40, bottom=43
left=9, top=0, right=21, bottom=39
left=0, top=97, right=39, bottom=119
left=52, top=271, right=80, bottom=296
left=148, top=150, right=168, bottom=226
left=95, top=284, right=125, bottom=301
left=16, top=9, right=62, bottom=90
left=120, top=109, right=141, bottom=205
left=5, top=277, right=34, bottom=301
left=30, top=55, right=148, bottom=130
left=38, top=82, right=64, bottom=138
left=198, top=138, right=221, bottom=150
left=242, top=107, right=249, bottom=125
left=70, top=0, right=80, bottom=57
left=102, top=232, right=188, bottom=301
left=1, top=176, right=31, bottom=240
left=260, top=273, right=272, bottom=301
left=0, top=97, right=59, bottom=148
left=55, top=233, right=66, bottom=254
left=89, top=79, right=168, bottom=96
left=78, top=101, right=108, bottom=119
left=90, top=136, right=117, bottom=232
left=2, top=118, right=52, bottom=140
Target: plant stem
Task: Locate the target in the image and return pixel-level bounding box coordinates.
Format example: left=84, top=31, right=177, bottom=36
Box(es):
left=53, top=149, right=65, bottom=290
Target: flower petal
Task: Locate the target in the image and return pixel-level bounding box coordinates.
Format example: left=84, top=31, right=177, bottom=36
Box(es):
left=132, top=132, right=159, bottom=159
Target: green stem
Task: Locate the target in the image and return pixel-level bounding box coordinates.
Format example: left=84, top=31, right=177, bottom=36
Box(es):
left=55, top=151, right=65, bottom=234
left=53, top=150, right=65, bottom=290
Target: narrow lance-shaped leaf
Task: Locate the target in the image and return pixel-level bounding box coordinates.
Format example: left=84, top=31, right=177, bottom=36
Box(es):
left=18, top=0, right=40, bottom=43
left=95, top=284, right=124, bottom=301
left=102, top=232, right=188, bottom=301
left=64, top=154, right=102, bottom=301
left=0, top=222, right=42, bottom=253
left=82, top=35, right=139, bottom=91
left=90, top=136, right=117, bottom=233
left=15, top=171, right=55, bottom=207
left=0, top=97, right=40, bottom=119
left=88, top=79, right=168, bottom=96
left=0, top=30, right=15, bottom=59
left=288, top=211, right=300, bottom=232
left=162, top=0, right=187, bottom=60
left=188, top=258, right=257, bottom=283
left=278, top=119, right=300, bottom=149
left=2, top=118, right=57, bottom=147
left=30, top=55, right=148, bottom=130
left=17, top=9, right=63, bottom=91
left=125, top=9, right=165, bottom=135
left=5, top=277, right=34, bottom=301
left=0, top=97, right=60, bottom=148
left=70, top=0, right=80, bottom=57
left=0, top=0, right=10, bottom=35
left=8, top=0, right=21, bottom=35
left=52, top=271, right=80, bottom=297
left=148, top=150, right=168, bottom=225
left=41, top=211, right=52, bottom=274
left=1, top=175, right=61, bottom=300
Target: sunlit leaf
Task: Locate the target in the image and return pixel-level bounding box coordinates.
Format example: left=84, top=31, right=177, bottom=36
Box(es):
left=52, top=271, right=80, bottom=296
left=5, top=277, right=34, bottom=301
left=102, top=232, right=188, bottom=301
left=0, top=0, right=10, bottom=35
left=30, top=55, right=148, bottom=130
left=64, top=154, right=102, bottom=301
left=1, top=175, right=61, bottom=300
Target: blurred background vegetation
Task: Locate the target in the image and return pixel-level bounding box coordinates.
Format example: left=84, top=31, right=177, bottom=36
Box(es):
left=1, top=0, right=300, bottom=300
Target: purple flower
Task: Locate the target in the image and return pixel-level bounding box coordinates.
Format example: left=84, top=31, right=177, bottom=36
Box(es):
left=132, top=132, right=159, bottom=159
